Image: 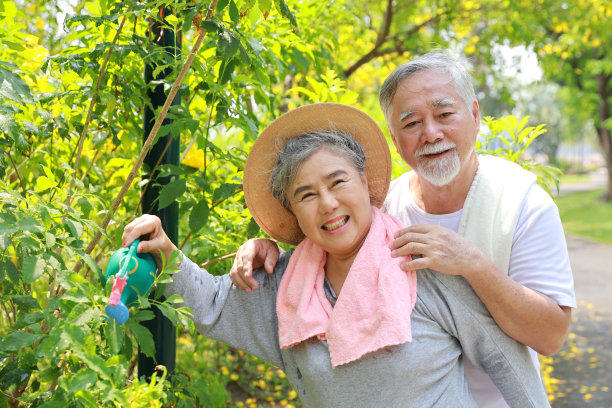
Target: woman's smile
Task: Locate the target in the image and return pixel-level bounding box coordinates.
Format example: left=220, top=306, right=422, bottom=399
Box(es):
left=322, top=215, right=350, bottom=232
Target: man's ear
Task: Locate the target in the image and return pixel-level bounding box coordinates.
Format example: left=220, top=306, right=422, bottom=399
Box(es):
left=471, top=100, right=480, bottom=125
left=388, top=126, right=398, bottom=147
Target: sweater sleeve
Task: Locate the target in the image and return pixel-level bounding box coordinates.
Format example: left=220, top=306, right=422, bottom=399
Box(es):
left=415, top=269, right=550, bottom=408
left=164, top=252, right=292, bottom=368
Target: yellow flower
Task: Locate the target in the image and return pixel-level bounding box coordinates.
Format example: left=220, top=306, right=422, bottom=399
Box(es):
left=230, top=374, right=239, bottom=381
left=220, top=366, right=229, bottom=376
left=288, top=390, right=297, bottom=400
left=182, top=145, right=205, bottom=169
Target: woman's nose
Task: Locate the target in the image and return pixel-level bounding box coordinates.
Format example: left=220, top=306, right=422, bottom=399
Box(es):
left=319, top=190, right=339, bottom=213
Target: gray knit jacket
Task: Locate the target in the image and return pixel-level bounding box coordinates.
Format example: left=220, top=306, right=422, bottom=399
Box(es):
left=167, top=250, right=550, bottom=408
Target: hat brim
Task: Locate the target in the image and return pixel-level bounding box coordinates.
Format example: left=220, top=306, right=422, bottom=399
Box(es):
left=244, top=103, right=391, bottom=245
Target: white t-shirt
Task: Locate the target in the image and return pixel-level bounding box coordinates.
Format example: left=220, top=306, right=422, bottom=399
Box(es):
left=384, top=171, right=576, bottom=408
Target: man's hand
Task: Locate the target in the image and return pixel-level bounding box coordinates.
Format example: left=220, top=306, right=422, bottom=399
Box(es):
left=391, top=224, right=571, bottom=355
left=390, top=224, right=486, bottom=278
left=230, top=238, right=280, bottom=292
left=122, top=214, right=178, bottom=268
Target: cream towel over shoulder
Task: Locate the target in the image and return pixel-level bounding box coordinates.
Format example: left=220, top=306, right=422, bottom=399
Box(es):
left=458, top=155, right=537, bottom=274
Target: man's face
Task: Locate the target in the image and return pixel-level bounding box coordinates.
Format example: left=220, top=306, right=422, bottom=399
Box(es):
left=387, top=69, right=480, bottom=186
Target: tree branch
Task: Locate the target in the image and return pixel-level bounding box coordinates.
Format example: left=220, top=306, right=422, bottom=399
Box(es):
left=342, top=4, right=451, bottom=78
left=342, top=0, right=394, bottom=78
left=85, top=0, right=219, bottom=256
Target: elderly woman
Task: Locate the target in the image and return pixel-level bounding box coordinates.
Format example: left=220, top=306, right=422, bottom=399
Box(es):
left=122, top=103, right=549, bottom=407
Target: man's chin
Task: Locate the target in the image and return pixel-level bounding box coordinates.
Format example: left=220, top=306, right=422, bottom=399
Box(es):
left=417, top=159, right=460, bottom=186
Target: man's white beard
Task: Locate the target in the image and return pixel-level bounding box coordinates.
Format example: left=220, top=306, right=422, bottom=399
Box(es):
left=415, top=142, right=461, bottom=186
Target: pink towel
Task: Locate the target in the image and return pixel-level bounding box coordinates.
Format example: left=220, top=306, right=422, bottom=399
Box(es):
left=277, top=207, right=417, bottom=367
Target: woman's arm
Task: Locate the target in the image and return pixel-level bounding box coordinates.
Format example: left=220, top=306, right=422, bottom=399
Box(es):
left=415, top=268, right=550, bottom=408
left=122, top=215, right=286, bottom=368
left=167, top=254, right=287, bottom=368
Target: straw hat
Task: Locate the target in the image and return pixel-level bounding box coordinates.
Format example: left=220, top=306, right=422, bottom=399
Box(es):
left=243, top=103, right=391, bottom=245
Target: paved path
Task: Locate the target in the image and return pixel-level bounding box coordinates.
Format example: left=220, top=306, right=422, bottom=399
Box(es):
left=549, top=233, right=612, bottom=407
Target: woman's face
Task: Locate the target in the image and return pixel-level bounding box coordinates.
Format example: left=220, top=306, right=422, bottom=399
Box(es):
left=288, top=149, right=372, bottom=262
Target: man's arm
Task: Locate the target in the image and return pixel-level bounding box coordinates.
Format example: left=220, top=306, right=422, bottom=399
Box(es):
left=229, top=238, right=280, bottom=292
left=390, top=224, right=571, bottom=355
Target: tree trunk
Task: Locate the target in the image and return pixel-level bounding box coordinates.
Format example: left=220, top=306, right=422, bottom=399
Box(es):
left=596, top=73, right=612, bottom=201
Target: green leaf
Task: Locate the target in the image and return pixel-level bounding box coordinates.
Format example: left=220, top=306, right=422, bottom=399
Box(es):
left=0, top=359, right=29, bottom=387
left=69, top=369, right=97, bottom=393
left=229, top=0, right=240, bottom=23
left=155, top=302, right=178, bottom=325
left=274, top=0, right=298, bottom=28
left=0, top=330, right=43, bottom=352
left=129, top=322, right=155, bottom=358
left=158, top=178, right=186, bottom=210
left=216, top=29, right=240, bottom=60
left=22, top=256, right=45, bottom=284
left=189, top=200, right=210, bottom=233
left=131, top=309, right=156, bottom=322
left=164, top=294, right=183, bottom=304
left=17, top=217, right=44, bottom=232
left=81, top=253, right=102, bottom=281
left=216, top=0, right=230, bottom=12
left=104, top=319, right=124, bottom=355
left=200, top=19, right=222, bottom=33
left=38, top=365, right=62, bottom=383
left=218, top=57, right=236, bottom=85
left=213, top=183, right=240, bottom=202
left=1, top=259, right=20, bottom=283
left=65, top=218, right=84, bottom=238
left=165, top=14, right=179, bottom=28
left=13, top=312, right=45, bottom=329
left=9, top=295, right=39, bottom=310
left=247, top=217, right=260, bottom=237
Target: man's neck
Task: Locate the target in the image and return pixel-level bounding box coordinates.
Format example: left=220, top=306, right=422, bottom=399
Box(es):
left=410, top=155, right=479, bottom=215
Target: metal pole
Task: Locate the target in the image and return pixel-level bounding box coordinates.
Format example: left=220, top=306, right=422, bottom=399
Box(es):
left=139, top=7, right=181, bottom=378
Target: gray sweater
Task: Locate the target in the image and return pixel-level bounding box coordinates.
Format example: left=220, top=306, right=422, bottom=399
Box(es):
left=167, top=250, right=550, bottom=408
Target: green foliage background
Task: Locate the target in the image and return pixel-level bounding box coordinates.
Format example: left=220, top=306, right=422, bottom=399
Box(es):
left=1, top=0, right=606, bottom=406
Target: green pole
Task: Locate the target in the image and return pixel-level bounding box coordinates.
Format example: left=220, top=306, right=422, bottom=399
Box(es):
left=139, top=6, right=181, bottom=377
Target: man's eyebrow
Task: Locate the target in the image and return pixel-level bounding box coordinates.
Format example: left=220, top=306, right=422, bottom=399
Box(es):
left=292, top=169, right=348, bottom=198
left=398, top=110, right=416, bottom=123
left=433, top=98, right=457, bottom=107
left=398, top=98, right=456, bottom=122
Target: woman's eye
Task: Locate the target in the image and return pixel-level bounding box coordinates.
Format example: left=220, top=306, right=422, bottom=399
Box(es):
left=403, top=121, right=418, bottom=128
left=440, top=112, right=452, bottom=118
left=332, top=179, right=346, bottom=187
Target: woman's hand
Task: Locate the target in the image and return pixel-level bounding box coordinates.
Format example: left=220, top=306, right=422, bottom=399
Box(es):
left=122, top=214, right=178, bottom=268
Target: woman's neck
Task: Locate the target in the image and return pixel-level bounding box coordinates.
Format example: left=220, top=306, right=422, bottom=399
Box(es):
left=324, top=254, right=358, bottom=295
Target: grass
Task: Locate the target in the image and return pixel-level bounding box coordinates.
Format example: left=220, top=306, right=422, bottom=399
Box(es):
left=558, top=173, right=592, bottom=185
left=555, top=189, right=612, bottom=245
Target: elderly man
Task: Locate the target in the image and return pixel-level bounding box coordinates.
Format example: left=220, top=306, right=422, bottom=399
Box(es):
left=230, top=51, right=575, bottom=407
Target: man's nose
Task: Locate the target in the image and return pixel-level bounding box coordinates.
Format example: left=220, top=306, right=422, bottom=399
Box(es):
left=422, top=119, right=443, bottom=143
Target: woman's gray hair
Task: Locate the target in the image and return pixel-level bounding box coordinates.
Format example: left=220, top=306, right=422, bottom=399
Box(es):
left=379, top=51, right=477, bottom=122
left=269, top=131, right=366, bottom=210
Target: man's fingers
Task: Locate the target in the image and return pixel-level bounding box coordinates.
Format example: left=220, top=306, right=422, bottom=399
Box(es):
left=230, top=257, right=259, bottom=292
left=231, top=270, right=254, bottom=293
left=263, top=251, right=279, bottom=274
left=400, top=256, right=427, bottom=272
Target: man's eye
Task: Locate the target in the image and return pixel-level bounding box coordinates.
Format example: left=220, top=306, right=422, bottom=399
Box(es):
left=332, top=179, right=346, bottom=187
left=403, top=121, right=419, bottom=128
left=440, top=112, right=452, bottom=118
